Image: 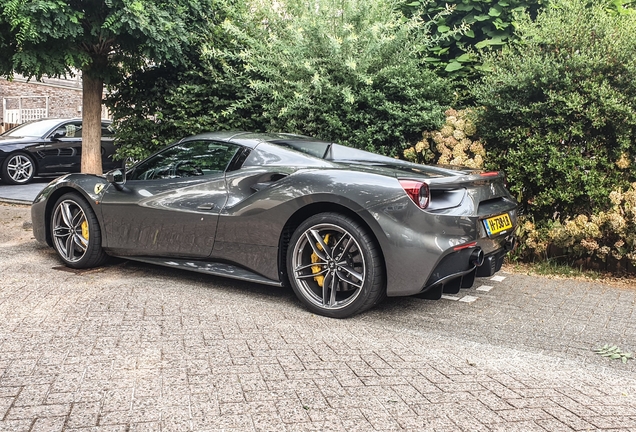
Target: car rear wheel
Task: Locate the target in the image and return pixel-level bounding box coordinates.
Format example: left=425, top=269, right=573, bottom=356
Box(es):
left=51, top=193, right=108, bottom=268
left=287, top=213, right=385, bottom=318
left=1, top=152, right=35, bottom=185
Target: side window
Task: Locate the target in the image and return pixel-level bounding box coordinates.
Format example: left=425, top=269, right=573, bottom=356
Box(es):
left=63, top=122, right=82, bottom=138
left=101, top=123, right=114, bottom=138
left=129, top=140, right=240, bottom=181
left=50, top=121, right=82, bottom=138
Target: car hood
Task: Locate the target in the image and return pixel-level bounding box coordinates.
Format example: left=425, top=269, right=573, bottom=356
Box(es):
left=0, top=135, right=38, bottom=145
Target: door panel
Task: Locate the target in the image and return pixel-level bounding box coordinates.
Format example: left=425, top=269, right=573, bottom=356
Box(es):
left=99, top=139, right=242, bottom=258
left=100, top=176, right=227, bottom=257
left=38, top=121, right=83, bottom=173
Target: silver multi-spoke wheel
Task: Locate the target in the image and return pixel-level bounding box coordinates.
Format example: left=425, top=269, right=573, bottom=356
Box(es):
left=287, top=213, right=385, bottom=318
left=52, top=199, right=90, bottom=263
left=2, top=153, right=35, bottom=184
left=292, top=223, right=366, bottom=310
left=50, top=193, right=108, bottom=268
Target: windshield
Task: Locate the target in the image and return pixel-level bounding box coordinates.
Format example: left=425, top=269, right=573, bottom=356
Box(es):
left=2, top=119, right=62, bottom=137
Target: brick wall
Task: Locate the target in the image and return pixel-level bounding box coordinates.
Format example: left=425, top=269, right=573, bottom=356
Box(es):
left=0, top=79, right=83, bottom=121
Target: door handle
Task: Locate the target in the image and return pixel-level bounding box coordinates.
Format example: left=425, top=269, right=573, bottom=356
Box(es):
left=197, top=203, right=216, bottom=210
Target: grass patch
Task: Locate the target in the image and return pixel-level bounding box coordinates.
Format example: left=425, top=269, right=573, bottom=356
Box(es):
left=506, top=259, right=602, bottom=279
left=505, top=259, right=636, bottom=288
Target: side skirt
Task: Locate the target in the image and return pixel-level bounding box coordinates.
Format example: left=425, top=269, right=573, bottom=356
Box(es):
left=117, top=256, right=284, bottom=287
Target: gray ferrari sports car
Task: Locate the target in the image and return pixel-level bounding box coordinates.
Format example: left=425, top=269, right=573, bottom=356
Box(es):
left=32, top=131, right=518, bottom=318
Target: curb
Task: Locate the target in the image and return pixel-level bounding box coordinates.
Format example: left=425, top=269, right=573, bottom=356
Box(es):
left=0, top=198, right=32, bottom=206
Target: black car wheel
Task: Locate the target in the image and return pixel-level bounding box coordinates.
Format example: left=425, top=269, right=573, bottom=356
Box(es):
left=51, top=193, right=108, bottom=268
left=1, top=152, right=35, bottom=185
left=287, top=213, right=385, bottom=318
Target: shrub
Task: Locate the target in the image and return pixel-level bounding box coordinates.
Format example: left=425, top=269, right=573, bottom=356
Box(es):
left=404, top=108, right=485, bottom=168
left=106, top=3, right=259, bottom=161
left=471, top=0, right=636, bottom=221
left=108, top=0, right=454, bottom=159
left=517, top=183, right=636, bottom=268
left=236, top=0, right=453, bottom=156
left=398, top=0, right=545, bottom=81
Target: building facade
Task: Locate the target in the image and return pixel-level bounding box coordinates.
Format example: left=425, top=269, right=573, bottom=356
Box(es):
left=0, top=74, right=108, bottom=133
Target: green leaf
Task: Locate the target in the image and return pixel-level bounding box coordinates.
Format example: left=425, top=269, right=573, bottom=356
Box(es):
left=489, top=6, right=502, bottom=17
left=475, top=39, right=493, bottom=49
left=455, top=4, right=474, bottom=12
left=465, top=30, right=475, bottom=38
left=406, top=1, right=421, bottom=6
left=445, top=61, right=463, bottom=72
left=438, top=25, right=450, bottom=33
left=474, top=14, right=490, bottom=21
left=456, top=53, right=472, bottom=62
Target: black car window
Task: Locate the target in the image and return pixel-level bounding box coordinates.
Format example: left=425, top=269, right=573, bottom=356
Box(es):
left=61, top=122, right=82, bottom=138
left=129, top=140, right=240, bottom=181
left=101, top=123, right=114, bottom=137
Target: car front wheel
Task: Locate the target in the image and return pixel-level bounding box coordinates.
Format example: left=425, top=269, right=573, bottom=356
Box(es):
left=51, top=193, right=108, bottom=268
left=287, top=213, right=385, bottom=318
left=1, top=152, right=35, bottom=185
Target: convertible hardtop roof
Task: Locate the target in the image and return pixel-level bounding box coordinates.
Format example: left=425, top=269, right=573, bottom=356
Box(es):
left=181, top=131, right=320, bottom=149
left=179, top=131, right=481, bottom=178
left=182, top=130, right=412, bottom=166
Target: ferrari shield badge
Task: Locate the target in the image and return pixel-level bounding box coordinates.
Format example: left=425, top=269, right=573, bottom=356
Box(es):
left=94, top=183, right=105, bottom=195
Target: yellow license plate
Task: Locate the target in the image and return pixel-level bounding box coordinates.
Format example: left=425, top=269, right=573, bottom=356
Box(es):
left=484, top=213, right=513, bottom=236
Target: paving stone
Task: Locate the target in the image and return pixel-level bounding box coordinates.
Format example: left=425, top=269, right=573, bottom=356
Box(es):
left=535, top=418, right=576, bottom=431
left=0, top=419, right=33, bottom=432
left=2, top=204, right=636, bottom=431
left=30, top=416, right=66, bottom=432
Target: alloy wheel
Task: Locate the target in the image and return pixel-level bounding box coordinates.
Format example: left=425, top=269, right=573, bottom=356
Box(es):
left=291, top=223, right=366, bottom=310
left=52, top=199, right=90, bottom=263
left=6, top=154, right=34, bottom=183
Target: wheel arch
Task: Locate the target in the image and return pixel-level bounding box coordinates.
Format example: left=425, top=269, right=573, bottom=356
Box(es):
left=43, top=186, right=104, bottom=246
left=7, top=150, right=40, bottom=170
left=277, top=202, right=387, bottom=287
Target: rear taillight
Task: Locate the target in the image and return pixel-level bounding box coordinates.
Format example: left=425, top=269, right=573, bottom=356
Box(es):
left=399, top=179, right=429, bottom=209
left=480, top=171, right=499, bottom=177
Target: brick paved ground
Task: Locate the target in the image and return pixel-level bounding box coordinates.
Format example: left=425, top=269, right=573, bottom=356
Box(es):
left=0, top=203, right=635, bottom=431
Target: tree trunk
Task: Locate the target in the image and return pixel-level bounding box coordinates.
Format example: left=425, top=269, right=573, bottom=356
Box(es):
left=81, top=73, right=104, bottom=175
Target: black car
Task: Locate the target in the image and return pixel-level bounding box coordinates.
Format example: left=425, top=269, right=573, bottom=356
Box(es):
left=0, top=118, right=119, bottom=185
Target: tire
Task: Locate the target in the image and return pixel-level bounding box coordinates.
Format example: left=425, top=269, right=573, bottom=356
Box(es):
left=1, top=152, right=35, bottom=185
left=286, top=212, right=385, bottom=318
left=51, top=193, right=108, bottom=269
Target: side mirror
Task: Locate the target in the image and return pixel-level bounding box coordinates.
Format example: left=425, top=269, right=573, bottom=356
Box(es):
left=51, top=128, right=67, bottom=140
left=105, top=168, right=126, bottom=191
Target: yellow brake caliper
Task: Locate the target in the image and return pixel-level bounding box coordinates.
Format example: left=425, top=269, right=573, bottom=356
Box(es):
left=310, top=234, right=330, bottom=287
left=81, top=220, right=89, bottom=240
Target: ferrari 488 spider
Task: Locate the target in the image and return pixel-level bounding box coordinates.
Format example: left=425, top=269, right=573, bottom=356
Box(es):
left=32, top=132, right=518, bottom=318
